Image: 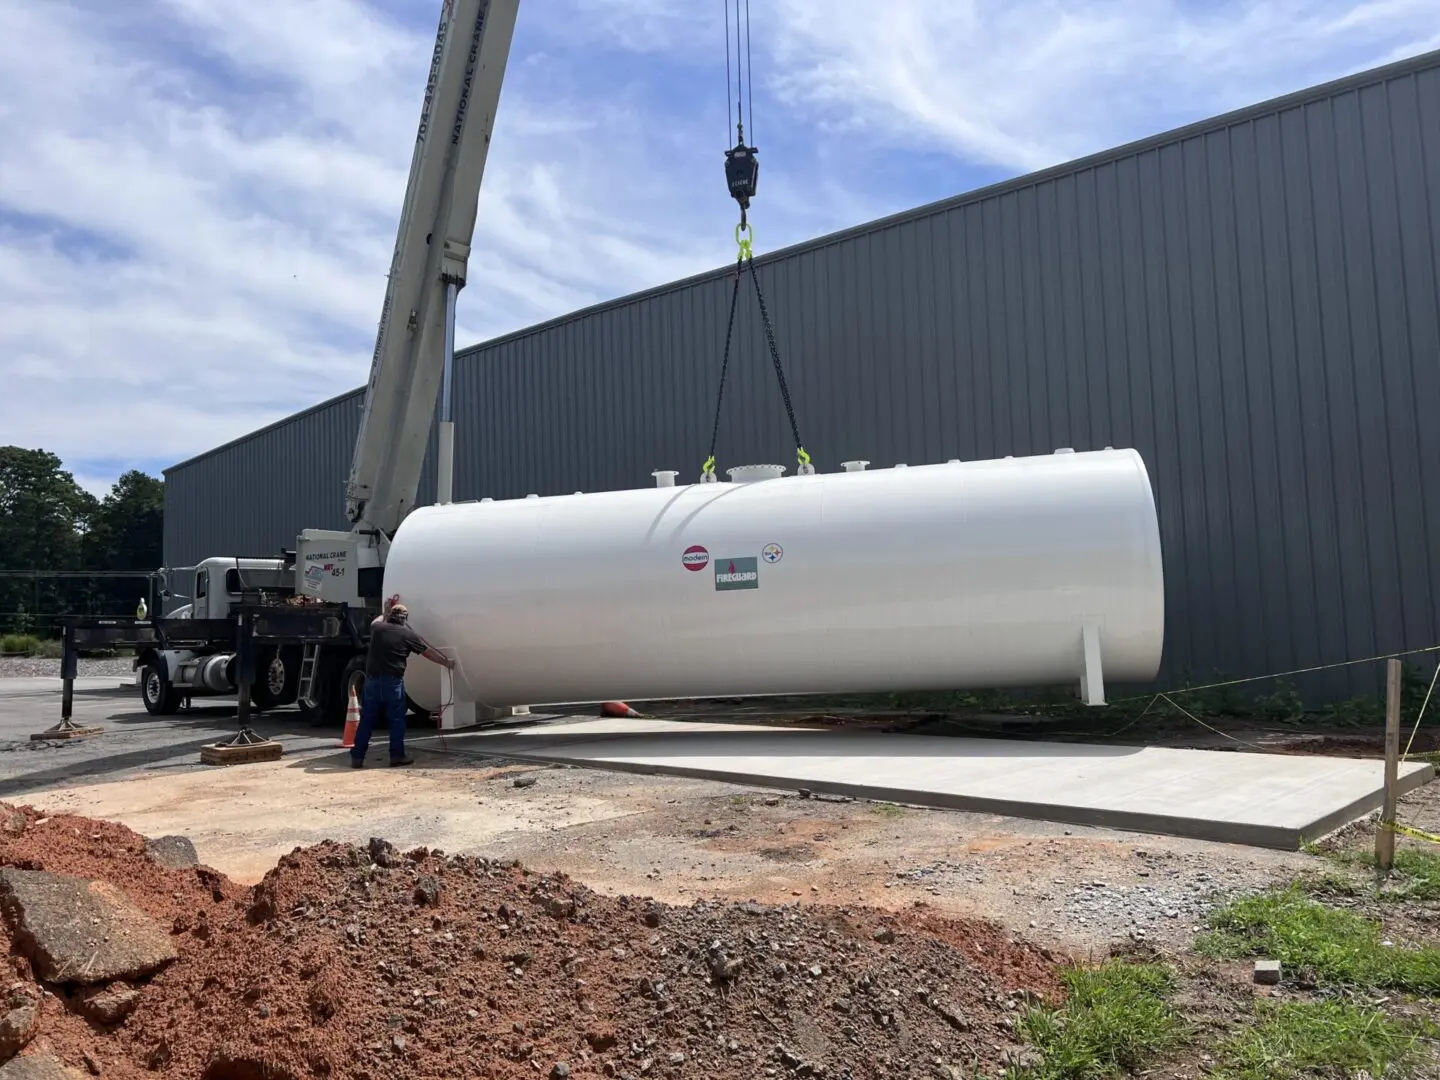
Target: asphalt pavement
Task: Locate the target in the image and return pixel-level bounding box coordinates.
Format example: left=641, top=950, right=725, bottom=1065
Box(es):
left=0, top=677, right=342, bottom=799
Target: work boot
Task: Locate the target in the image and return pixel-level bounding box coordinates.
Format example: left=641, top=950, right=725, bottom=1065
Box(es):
left=350, top=757, right=364, bottom=769
left=390, top=756, right=413, bottom=767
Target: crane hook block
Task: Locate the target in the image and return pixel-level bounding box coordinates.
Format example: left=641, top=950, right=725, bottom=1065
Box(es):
left=725, top=143, right=759, bottom=210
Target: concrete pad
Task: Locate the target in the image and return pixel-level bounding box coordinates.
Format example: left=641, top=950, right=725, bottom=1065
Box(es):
left=444, top=718, right=1435, bottom=850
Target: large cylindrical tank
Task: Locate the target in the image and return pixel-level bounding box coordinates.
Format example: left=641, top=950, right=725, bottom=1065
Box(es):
left=388, top=448, right=1165, bottom=711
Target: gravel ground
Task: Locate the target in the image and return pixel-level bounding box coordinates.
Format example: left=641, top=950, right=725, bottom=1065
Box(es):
left=0, top=656, right=134, bottom=679
left=893, top=846, right=1282, bottom=948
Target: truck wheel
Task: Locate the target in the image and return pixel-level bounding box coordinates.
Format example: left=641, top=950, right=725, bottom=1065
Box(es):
left=141, top=662, right=180, bottom=716
left=251, top=647, right=300, bottom=710
left=341, top=655, right=366, bottom=717
left=295, top=647, right=360, bottom=727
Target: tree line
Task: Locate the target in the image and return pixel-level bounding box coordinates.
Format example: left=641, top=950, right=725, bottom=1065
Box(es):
left=0, top=446, right=163, bottom=636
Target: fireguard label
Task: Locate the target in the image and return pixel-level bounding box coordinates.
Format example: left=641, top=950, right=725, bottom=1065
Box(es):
left=714, top=556, right=759, bottom=591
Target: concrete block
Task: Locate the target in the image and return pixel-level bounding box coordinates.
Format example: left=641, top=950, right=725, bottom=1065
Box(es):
left=1253, top=959, right=1282, bottom=985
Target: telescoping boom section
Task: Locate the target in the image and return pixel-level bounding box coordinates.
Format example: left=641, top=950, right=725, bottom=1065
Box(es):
left=343, top=0, right=520, bottom=548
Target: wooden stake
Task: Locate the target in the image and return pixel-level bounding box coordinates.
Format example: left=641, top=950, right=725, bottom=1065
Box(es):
left=1376, top=657, right=1401, bottom=874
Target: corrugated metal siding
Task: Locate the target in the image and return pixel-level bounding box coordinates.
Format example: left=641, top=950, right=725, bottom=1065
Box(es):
left=166, top=51, right=1440, bottom=702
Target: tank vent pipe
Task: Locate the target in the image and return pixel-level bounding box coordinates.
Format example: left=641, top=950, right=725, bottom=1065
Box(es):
left=841, top=460, right=869, bottom=472
left=652, top=470, right=678, bottom=488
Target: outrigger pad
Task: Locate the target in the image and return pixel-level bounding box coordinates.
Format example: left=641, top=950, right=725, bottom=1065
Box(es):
left=30, top=724, right=104, bottom=741
left=199, top=740, right=283, bottom=766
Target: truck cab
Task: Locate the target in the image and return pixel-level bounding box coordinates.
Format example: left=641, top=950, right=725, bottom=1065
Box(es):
left=137, top=556, right=302, bottom=716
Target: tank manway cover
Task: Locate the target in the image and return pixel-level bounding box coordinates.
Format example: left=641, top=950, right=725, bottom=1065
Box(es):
left=726, top=464, right=786, bottom=483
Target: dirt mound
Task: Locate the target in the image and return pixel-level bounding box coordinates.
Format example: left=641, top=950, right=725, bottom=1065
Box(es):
left=0, top=804, right=1059, bottom=1078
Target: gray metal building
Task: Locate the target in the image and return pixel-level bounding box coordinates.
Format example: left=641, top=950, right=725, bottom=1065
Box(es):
left=166, top=48, right=1440, bottom=702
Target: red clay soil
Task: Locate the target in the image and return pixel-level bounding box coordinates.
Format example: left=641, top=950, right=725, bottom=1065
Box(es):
left=0, top=802, right=1061, bottom=1079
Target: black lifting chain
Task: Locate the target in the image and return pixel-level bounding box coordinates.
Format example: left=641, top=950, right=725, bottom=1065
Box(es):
left=701, top=253, right=811, bottom=482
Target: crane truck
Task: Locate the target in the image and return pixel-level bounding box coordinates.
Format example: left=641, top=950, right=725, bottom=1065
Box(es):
left=63, top=0, right=527, bottom=727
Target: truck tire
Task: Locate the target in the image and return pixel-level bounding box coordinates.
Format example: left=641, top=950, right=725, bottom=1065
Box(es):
left=298, top=648, right=362, bottom=731
left=341, top=655, right=367, bottom=718
left=251, top=646, right=301, bottom=711
left=141, top=662, right=181, bottom=716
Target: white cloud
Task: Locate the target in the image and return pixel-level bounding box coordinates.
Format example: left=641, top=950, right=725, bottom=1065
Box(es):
left=766, top=0, right=1439, bottom=172
left=0, top=0, right=1434, bottom=494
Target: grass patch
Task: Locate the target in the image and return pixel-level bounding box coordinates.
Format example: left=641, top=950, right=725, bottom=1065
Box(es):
left=1212, top=999, right=1435, bottom=1080
left=1306, top=844, right=1440, bottom=903
left=1006, top=961, right=1183, bottom=1079
left=867, top=801, right=906, bottom=818
left=1198, top=885, right=1440, bottom=992
left=1382, top=849, right=1440, bottom=902
left=0, top=633, right=42, bottom=654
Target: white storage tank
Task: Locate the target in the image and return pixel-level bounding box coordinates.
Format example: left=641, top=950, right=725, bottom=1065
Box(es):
left=389, top=447, right=1165, bottom=718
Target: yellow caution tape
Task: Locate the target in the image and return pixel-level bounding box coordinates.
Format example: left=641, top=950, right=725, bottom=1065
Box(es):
left=1382, top=820, right=1440, bottom=845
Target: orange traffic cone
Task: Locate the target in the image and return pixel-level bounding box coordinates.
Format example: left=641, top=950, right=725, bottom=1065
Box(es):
left=339, top=686, right=360, bottom=748
left=601, top=701, right=643, bottom=718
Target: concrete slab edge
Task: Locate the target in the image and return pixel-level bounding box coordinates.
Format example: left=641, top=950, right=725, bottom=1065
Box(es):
left=476, top=748, right=1337, bottom=850
left=1295, top=761, right=1437, bottom=845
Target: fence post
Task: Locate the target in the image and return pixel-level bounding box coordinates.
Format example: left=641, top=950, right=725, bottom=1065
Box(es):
left=1375, top=657, right=1401, bottom=875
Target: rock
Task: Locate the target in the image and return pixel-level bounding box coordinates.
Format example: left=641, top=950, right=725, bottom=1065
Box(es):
left=0, top=870, right=178, bottom=985
left=1253, top=959, right=1282, bottom=985
left=514, top=777, right=538, bottom=789
left=413, top=877, right=440, bottom=907
left=764, top=798, right=780, bottom=807
left=0, top=986, right=40, bottom=1062
left=0, top=1056, right=87, bottom=1079
left=550, top=1064, right=571, bottom=1080
left=872, top=927, right=896, bottom=944
left=367, top=838, right=397, bottom=868
left=931, top=1000, right=969, bottom=1032
left=641, top=903, right=662, bottom=929
left=81, top=1053, right=100, bottom=1077
left=142, top=836, right=198, bottom=870
left=533, top=893, right=576, bottom=920
left=0, top=812, right=26, bottom=839
left=73, top=984, right=141, bottom=1025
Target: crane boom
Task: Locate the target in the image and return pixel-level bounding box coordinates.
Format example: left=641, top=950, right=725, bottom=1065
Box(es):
left=345, top=0, right=520, bottom=542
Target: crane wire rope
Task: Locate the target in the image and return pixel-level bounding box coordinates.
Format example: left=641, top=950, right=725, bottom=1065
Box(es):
left=703, top=0, right=812, bottom=482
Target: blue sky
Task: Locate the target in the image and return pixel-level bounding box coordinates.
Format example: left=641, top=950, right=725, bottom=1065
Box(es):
left=2, top=0, right=1436, bottom=496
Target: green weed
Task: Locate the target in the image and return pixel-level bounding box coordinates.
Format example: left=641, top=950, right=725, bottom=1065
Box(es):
left=1005, top=961, right=1183, bottom=1079
left=867, top=801, right=906, bottom=818
left=1212, top=999, right=1435, bottom=1080
left=1197, top=886, right=1440, bottom=992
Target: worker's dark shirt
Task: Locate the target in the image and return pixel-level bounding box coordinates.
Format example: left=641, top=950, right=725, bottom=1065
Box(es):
left=366, top=620, right=429, bottom=678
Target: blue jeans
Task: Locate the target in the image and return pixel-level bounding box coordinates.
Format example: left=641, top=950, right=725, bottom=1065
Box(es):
left=352, top=674, right=407, bottom=763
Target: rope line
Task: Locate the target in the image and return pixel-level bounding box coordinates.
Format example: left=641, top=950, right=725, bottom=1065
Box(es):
left=1111, top=642, right=1440, bottom=704
left=1401, top=658, right=1439, bottom=761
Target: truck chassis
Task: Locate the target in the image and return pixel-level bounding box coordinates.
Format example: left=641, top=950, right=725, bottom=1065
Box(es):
left=60, top=602, right=416, bottom=729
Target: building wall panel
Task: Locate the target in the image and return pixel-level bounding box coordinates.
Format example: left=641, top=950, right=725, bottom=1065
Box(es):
left=165, top=50, right=1440, bottom=702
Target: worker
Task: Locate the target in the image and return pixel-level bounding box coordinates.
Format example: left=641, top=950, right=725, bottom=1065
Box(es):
left=351, top=601, right=454, bottom=768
